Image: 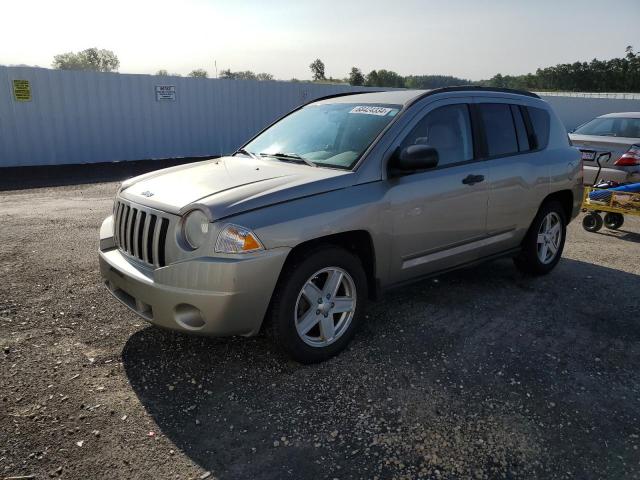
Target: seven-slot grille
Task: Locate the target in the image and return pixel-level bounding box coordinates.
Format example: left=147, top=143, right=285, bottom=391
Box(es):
left=113, top=201, right=170, bottom=267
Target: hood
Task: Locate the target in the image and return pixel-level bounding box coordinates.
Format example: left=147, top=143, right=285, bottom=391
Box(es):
left=119, top=156, right=354, bottom=219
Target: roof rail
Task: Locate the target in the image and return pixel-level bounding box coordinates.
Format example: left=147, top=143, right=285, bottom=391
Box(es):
left=422, top=85, right=541, bottom=99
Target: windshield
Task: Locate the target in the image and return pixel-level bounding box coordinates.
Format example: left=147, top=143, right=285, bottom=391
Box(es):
left=243, top=103, right=402, bottom=169
left=573, top=117, right=640, bottom=138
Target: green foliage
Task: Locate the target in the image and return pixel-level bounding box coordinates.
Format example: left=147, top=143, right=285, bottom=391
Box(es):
left=52, top=48, right=119, bottom=72
left=309, top=59, right=326, bottom=81
left=219, top=69, right=274, bottom=81
left=481, top=47, right=640, bottom=92
left=404, top=75, right=471, bottom=89
left=188, top=69, right=208, bottom=78
left=349, top=67, right=365, bottom=86
left=156, top=69, right=169, bottom=76
left=365, top=70, right=405, bottom=88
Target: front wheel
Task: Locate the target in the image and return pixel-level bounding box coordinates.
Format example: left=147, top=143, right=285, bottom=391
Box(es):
left=514, top=201, right=567, bottom=275
left=267, top=246, right=367, bottom=364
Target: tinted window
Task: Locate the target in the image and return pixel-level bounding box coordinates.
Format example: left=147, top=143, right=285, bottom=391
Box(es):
left=401, top=104, right=473, bottom=167
left=511, top=105, right=530, bottom=151
left=527, top=107, right=550, bottom=149
left=478, top=104, right=518, bottom=156
left=573, top=117, right=640, bottom=139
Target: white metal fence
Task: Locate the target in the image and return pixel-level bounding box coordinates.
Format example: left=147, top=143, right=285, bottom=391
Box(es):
left=2, top=66, right=640, bottom=168
left=0, top=66, right=377, bottom=168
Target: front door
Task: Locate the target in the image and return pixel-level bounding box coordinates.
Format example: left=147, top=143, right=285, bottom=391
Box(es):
left=384, top=99, right=489, bottom=284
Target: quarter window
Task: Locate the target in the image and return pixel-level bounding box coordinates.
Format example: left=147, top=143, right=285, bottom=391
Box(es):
left=478, top=103, right=518, bottom=156
left=401, top=104, right=473, bottom=167
left=526, top=107, right=550, bottom=150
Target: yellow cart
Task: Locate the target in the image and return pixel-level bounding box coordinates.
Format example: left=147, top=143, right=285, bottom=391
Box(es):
left=581, top=186, right=640, bottom=232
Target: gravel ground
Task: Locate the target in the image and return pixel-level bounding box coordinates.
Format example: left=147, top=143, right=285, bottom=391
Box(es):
left=1, top=182, right=639, bottom=480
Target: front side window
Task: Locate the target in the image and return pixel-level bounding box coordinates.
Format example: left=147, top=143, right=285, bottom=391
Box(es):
left=478, top=103, right=518, bottom=156
left=573, top=117, right=640, bottom=139
left=400, top=104, right=473, bottom=167
left=244, top=103, right=401, bottom=169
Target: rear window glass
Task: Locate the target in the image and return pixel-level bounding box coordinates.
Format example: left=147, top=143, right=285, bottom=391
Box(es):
left=527, top=107, right=550, bottom=149
left=572, top=117, right=640, bottom=138
left=478, top=104, right=518, bottom=156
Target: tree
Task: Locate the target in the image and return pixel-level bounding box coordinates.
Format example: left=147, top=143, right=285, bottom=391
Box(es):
left=348, top=67, right=365, bottom=86
left=52, top=48, right=119, bottom=72
left=309, top=59, right=325, bottom=81
left=256, top=72, right=274, bottom=81
left=365, top=69, right=404, bottom=88
left=219, top=70, right=274, bottom=81
left=188, top=69, right=208, bottom=78
left=156, top=69, right=169, bottom=76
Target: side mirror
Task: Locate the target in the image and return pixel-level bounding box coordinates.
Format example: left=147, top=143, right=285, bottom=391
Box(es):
left=390, top=145, right=439, bottom=174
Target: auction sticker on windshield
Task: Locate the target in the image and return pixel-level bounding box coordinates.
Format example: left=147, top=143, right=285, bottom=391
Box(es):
left=349, top=106, right=395, bottom=116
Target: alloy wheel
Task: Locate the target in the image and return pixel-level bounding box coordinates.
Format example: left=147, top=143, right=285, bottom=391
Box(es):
left=294, top=267, right=357, bottom=347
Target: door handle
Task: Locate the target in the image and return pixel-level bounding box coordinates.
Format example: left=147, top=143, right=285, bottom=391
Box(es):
left=462, top=174, right=485, bottom=185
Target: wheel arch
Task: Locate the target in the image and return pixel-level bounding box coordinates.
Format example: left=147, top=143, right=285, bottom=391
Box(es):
left=541, top=189, right=573, bottom=221
left=279, top=230, right=378, bottom=301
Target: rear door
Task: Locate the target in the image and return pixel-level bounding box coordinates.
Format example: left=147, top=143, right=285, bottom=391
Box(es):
left=383, top=98, right=490, bottom=284
left=474, top=99, right=550, bottom=253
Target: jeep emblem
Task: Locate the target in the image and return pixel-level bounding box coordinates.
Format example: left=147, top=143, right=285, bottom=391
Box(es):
left=141, top=190, right=154, bottom=197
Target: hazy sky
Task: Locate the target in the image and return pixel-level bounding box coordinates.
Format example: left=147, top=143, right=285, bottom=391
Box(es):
left=2, top=0, right=638, bottom=80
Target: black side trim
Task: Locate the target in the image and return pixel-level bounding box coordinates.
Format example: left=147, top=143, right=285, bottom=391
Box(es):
left=381, top=247, right=522, bottom=294
left=468, top=103, right=488, bottom=159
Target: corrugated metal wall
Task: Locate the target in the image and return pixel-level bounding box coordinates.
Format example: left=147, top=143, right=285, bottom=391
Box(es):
left=0, top=66, right=377, bottom=167
left=2, top=66, right=640, bottom=167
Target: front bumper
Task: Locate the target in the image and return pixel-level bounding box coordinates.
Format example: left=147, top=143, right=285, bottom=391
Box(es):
left=99, top=217, right=290, bottom=336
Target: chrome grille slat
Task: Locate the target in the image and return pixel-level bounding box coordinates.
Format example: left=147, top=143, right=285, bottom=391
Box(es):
left=132, top=210, right=143, bottom=258
left=113, top=200, right=170, bottom=268
left=125, top=207, right=136, bottom=253
left=141, top=212, right=151, bottom=263
left=151, top=215, right=163, bottom=268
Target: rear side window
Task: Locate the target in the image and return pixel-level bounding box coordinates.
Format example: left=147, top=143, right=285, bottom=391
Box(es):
left=526, top=106, right=550, bottom=149
left=510, top=105, right=530, bottom=151
left=478, top=104, right=518, bottom=156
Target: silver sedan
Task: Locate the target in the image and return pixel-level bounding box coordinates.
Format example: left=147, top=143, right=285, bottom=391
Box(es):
left=570, top=112, right=640, bottom=185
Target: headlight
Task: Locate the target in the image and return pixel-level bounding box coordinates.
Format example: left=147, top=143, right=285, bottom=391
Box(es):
left=182, top=210, right=210, bottom=250
left=215, top=224, right=264, bottom=253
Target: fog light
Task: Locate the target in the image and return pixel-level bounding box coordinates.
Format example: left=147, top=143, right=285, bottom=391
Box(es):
left=174, top=304, right=206, bottom=330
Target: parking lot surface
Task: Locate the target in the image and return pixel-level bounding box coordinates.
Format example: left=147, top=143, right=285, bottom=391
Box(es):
left=1, top=182, right=639, bottom=480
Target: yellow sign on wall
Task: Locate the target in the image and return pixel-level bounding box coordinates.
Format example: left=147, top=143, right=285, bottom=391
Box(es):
left=13, top=79, right=32, bottom=101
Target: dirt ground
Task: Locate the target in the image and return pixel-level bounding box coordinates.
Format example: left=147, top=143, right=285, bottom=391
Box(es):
left=1, top=182, right=639, bottom=480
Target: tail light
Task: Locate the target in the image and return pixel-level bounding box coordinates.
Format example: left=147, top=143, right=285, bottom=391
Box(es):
left=614, top=145, right=640, bottom=166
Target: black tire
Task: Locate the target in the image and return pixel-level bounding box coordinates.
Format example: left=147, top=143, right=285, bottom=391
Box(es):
left=604, top=212, right=624, bottom=230
left=582, top=213, right=603, bottom=232
left=267, top=246, right=368, bottom=364
left=514, top=200, right=567, bottom=275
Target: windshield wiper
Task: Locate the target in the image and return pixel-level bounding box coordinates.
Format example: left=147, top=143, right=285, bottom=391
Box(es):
left=260, top=152, right=317, bottom=167
left=234, top=148, right=260, bottom=160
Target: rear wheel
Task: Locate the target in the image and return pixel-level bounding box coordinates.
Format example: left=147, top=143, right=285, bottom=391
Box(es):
left=267, top=246, right=367, bottom=364
left=582, top=212, right=603, bottom=232
left=514, top=201, right=566, bottom=275
left=604, top=212, right=624, bottom=230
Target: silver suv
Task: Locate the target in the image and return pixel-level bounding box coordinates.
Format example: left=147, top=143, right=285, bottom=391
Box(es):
left=99, top=87, right=583, bottom=363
